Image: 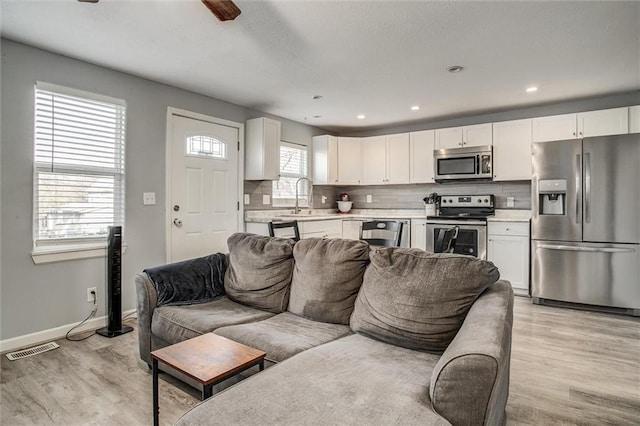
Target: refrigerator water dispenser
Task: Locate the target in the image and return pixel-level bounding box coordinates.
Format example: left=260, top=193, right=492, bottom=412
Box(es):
left=538, top=179, right=566, bottom=215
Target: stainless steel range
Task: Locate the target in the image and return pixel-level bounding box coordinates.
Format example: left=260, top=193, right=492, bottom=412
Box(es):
left=426, top=195, right=495, bottom=259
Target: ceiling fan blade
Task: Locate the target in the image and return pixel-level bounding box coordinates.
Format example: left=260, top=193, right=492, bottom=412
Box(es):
left=201, top=0, right=241, bottom=21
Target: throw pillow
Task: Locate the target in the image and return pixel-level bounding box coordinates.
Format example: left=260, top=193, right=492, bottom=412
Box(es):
left=350, top=248, right=500, bottom=353
left=288, top=238, right=370, bottom=324
left=225, top=233, right=295, bottom=313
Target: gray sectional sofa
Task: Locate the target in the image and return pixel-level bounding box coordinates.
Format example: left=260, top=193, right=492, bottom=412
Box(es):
left=136, top=233, right=514, bottom=425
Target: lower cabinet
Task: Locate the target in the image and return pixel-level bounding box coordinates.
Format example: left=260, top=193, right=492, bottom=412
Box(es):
left=487, top=221, right=530, bottom=296
left=299, top=220, right=343, bottom=239
left=410, top=219, right=427, bottom=251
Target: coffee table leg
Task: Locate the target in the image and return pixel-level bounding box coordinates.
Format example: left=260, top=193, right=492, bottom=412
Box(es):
left=259, top=360, right=264, bottom=371
left=203, top=385, right=213, bottom=400
left=153, top=359, right=159, bottom=426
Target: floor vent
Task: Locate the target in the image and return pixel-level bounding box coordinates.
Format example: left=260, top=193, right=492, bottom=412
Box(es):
left=6, top=342, right=60, bottom=360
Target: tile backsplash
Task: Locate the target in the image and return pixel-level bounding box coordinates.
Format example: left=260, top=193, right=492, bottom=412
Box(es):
left=244, top=180, right=531, bottom=210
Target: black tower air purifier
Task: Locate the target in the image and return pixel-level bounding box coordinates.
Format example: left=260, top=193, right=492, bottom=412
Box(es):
left=97, top=226, right=133, bottom=338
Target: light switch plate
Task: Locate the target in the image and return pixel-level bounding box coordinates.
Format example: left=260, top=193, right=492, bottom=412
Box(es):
left=366, top=194, right=372, bottom=203
left=263, top=194, right=271, bottom=205
left=244, top=194, right=250, bottom=205
left=506, top=196, right=515, bottom=208
left=143, top=192, right=156, bottom=205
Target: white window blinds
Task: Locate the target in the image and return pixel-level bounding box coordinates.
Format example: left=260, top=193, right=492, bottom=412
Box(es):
left=272, top=142, right=309, bottom=206
left=33, top=82, right=126, bottom=244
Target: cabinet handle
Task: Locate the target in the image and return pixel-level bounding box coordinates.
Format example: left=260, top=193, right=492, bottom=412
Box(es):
left=506, top=228, right=510, bottom=231
left=573, top=132, right=576, bottom=136
left=579, top=131, right=583, bottom=136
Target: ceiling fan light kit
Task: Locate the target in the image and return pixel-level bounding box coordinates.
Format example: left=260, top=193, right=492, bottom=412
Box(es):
left=201, top=0, right=241, bottom=21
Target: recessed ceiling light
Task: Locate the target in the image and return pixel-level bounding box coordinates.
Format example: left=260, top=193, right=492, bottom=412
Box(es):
left=447, top=65, right=464, bottom=73
left=312, top=95, right=324, bottom=100
left=411, top=105, right=420, bottom=111
left=312, top=115, right=322, bottom=119
left=357, top=114, right=366, bottom=120
left=526, top=86, right=538, bottom=93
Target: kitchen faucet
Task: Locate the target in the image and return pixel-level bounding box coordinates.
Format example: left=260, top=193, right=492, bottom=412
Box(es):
left=294, top=177, right=313, bottom=214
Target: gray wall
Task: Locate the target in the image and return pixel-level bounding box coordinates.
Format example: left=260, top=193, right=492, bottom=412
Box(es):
left=0, top=39, right=325, bottom=341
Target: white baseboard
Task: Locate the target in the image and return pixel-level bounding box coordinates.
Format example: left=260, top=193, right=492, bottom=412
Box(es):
left=0, top=309, right=136, bottom=354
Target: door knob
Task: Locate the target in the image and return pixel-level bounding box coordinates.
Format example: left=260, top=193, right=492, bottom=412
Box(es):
left=173, top=218, right=183, bottom=227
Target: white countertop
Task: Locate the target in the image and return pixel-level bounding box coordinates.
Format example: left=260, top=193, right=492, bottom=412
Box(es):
left=245, top=208, right=531, bottom=223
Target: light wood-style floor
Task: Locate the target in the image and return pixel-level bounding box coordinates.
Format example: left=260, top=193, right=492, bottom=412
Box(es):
left=1, top=298, right=639, bottom=425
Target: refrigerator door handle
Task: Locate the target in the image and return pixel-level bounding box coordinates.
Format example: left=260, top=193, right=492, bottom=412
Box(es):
left=584, top=152, right=591, bottom=223
left=575, top=153, right=581, bottom=224
left=537, top=244, right=636, bottom=254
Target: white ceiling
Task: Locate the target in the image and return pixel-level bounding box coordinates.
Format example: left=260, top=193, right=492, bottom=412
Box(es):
left=2, top=0, right=639, bottom=133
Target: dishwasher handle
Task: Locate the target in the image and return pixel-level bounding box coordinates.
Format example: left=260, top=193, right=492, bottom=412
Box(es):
left=537, top=244, right=635, bottom=254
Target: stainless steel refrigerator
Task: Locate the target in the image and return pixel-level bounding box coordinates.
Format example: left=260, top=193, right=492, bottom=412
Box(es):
left=531, top=133, right=640, bottom=315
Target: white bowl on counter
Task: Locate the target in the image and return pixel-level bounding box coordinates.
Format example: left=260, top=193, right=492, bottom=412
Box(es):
left=337, top=201, right=353, bottom=213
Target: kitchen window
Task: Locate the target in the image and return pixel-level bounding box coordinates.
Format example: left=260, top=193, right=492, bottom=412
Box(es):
left=32, top=82, right=126, bottom=263
left=272, top=142, right=309, bottom=207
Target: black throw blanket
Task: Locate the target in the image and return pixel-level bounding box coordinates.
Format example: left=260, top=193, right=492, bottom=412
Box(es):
left=144, top=253, right=226, bottom=306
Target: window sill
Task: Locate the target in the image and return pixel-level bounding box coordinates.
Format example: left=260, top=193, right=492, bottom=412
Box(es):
left=31, top=242, right=127, bottom=265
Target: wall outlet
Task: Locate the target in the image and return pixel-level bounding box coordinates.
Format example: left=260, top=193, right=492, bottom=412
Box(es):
left=87, top=287, right=97, bottom=303
left=321, top=196, right=327, bottom=204
left=263, top=194, right=271, bottom=205
left=142, top=192, right=156, bottom=205
left=244, top=194, right=250, bottom=205
left=366, top=194, right=373, bottom=203
left=506, top=196, right=515, bottom=208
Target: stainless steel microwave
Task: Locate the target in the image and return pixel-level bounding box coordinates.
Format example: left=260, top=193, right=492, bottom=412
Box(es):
left=434, top=145, right=493, bottom=182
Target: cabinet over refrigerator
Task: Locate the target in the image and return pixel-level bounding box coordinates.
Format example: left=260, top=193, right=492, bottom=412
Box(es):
left=531, top=133, right=640, bottom=316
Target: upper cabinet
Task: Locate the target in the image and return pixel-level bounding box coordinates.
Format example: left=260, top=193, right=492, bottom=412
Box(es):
left=435, top=123, right=492, bottom=149
left=409, top=130, right=435, bottom=183
left=337, top=137, right=362, bottom=185
left=630, top=106, right=640, bottom=134
left=245, top=117, right=281, bottom=180
left=361, top=133, right=410, bottom=185
left=312, top=135, right=338, bottom=185
left=492, top=119, right=532, bottom=181
left=532, top=108, right=628, bottom=142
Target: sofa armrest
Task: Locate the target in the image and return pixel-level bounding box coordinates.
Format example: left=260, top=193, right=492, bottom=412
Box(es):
left=135, top=272, right=158, bottom=365
left=429, top=280, right=514, bottom=426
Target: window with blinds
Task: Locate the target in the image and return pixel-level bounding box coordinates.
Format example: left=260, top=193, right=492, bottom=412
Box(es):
left=272, top=142, right=309, bottom=207
left=33, top=82, right=126, bottom=246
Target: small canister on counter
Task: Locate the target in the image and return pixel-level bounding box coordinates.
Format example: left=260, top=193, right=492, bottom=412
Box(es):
left=423, top=193, right=438, bottom=217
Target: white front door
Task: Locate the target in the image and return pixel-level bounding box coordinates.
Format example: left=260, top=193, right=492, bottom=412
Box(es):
left=169, top=114, right=240, bottom=262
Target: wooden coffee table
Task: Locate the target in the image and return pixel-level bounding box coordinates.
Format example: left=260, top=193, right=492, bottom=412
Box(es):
left=151, top=333, right=266, bottom=426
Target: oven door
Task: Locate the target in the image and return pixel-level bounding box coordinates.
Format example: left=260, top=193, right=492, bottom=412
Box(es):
left=425, top=220, right=487, bottom=259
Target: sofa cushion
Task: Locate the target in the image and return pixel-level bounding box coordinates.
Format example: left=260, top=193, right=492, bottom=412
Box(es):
left=224, top=233, right=295, bottom=313
left=350, top=248, right=500, bottom=353
left=214, top=312, right=352, bottom=362
left=175, top=334, right=448, bottom=426
left=151, top=297, right=274, bottom=345
left=288, top=238, right=370, bottom=324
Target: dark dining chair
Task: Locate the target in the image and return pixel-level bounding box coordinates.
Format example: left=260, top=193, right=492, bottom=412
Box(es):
left=268, top=220, right=300, bottom=241
left=434, top=226, right=459, bottom=253
left=359, top=220, right=403, bottom=247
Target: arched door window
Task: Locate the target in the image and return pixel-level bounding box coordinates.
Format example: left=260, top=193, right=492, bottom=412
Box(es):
left=186, top=135, right=226, bottom=159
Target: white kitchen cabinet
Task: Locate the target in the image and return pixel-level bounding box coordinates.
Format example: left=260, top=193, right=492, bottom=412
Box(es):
left=410, top=219, right=427, bottom=251
left=342, top=220, right=363, bottom=240
left=361, top=133, right=410, bottom=185
left=630, top=106, right=640, bottom=134
left=532, top=113, right=577, bottom=142
left=487, top=221, right=530, bottom=296
left=492, top=119, right=532, bottom=181
left=245, top=117, right=281, bottom=180
left=245, top=222, right=269, bottom=236
left=532, top=108, right=629, bottom=142
left=312, top=135, right=339, bottom=185
left=337, top=137, right=362, bottom=185
left=409, top=130, right=435, bottom=183
left=435, top=123, right=492, bottom=149
left=577, top=107, right=628, bottom=137
left=300, top=219, right=343, bottom=239
left=361, top=136, right=387, bottom=184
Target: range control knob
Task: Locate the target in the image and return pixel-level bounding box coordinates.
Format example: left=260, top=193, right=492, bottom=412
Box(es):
left=477, top=199, right=482, bottom=203
left=484, top=198, right=489, bottom=203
